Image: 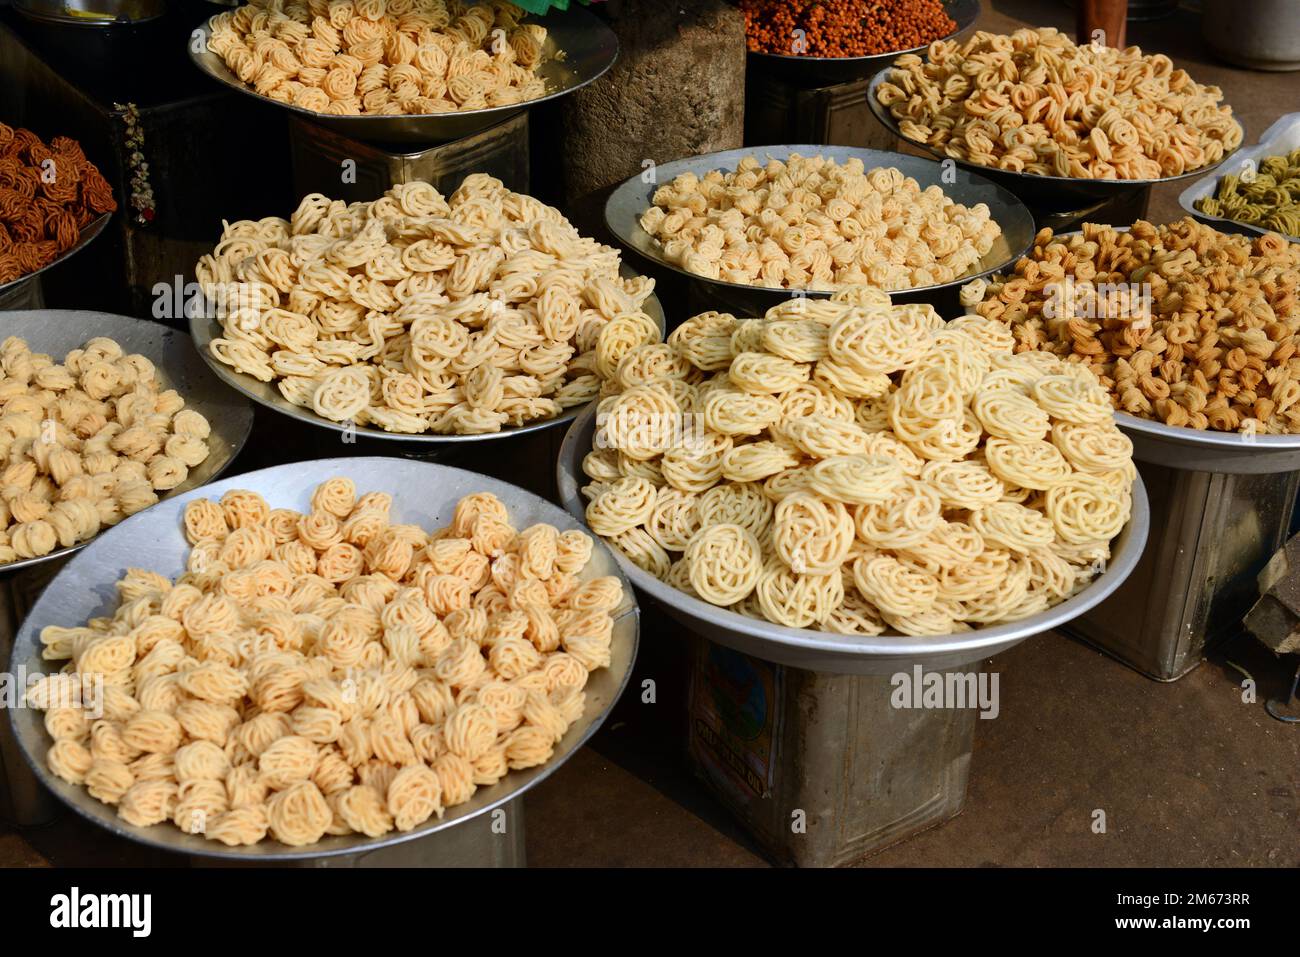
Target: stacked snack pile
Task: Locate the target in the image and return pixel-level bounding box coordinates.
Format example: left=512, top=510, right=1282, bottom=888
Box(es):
left=581, top=288, right=1136, bottom=637
left=0, top=124, right=116, bottom=284
left=876, top=28, right=1243, bottom=179
left=207, top=0, right=549, bottom=116
left=965, top=218, right=1300, bottom=434
left=639, top=155, right=1000, bottom=290
left=27, top=482, right=621, bottom=847
left=198, top=175, right=656, bottom=435
left=0, top=336, right=212, bottom=564
left=740, top=0, right=956, bottom=58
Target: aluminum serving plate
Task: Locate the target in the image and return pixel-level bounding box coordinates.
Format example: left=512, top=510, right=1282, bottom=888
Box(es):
left=746, top=0, right=980, bottom=86
left=189, top=265, right=664, bottom=445
left=188, top=6, right=617, bottom=146
left=557, top=405, right=1150, bottom=675
left=605, top=144, right=1036, bottom=308
left=0, top=310, right=253, bottom=573
left=0, top=213, right=110, bottom=301
left=7, top=457, right=639, bottom=862
left=1180, top=110, right=1300, bottom=244
left=867, top=69, right=1245, bottom=208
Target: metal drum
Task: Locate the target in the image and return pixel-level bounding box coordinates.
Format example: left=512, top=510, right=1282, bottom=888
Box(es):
left=0, top=309, right=252, bottom=828
left=0, top=213, right=110, bottom=307
left=7, top=457, right=640, bottom=865
left=557, top=405, right=1149, bottom=865
left=605, top=144, right=1036, bottom=320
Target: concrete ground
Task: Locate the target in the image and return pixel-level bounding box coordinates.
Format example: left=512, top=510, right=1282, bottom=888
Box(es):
left=2, top=1, right=1298, bottom=868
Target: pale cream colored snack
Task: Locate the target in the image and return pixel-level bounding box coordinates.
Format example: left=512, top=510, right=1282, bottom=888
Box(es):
left=198, top=177, right=656, bottom=435
left=28, top=482, right=620, bottom=847
left=207, top=0, right=550, bottom=116
left=584, top=287, right=1135, bottom=637
left=0, top=336, right=213, bottom=564
left=876, top=28, right=1242, bottom=180
left=638, top=154, right=1000, bottom=291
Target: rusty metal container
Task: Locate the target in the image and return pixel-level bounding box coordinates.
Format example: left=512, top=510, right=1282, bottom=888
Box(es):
left=287, top=112, right=530, bottom=201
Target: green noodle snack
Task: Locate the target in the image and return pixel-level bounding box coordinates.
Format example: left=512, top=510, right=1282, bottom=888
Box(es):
left=1196, top=148, right=1300, bottom=238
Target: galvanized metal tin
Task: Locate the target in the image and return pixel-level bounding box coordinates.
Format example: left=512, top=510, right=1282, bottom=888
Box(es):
left=557, top=404, right=1150, bottom=675
left=287, top=111, right=530, bottom=203
left=187, top=7, right=618, bottom=146
left=604, top=144, right=1037, bottom=314
left=1067, top=462, right=1300, bottom=681
left=1179, top=110, right=1300, bottom=243
left=189, top=265, right=663, bottom=446
left=867, top=68, right=1245, bottom=208
left=7, top=457, right=639, bottom=862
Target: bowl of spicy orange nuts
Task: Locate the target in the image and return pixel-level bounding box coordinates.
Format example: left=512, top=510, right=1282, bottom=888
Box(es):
left=740, top=0, right=980, bottom=85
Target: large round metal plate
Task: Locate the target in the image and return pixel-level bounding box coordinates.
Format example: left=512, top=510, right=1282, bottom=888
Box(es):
left=557, top=405, right=1149, bottom=675
left=0, top=213, right=110, bottom=300
left=605, top=144, right=1036, bottom=305
left=746, top=0, right=980, bottom=85
left=189, top=265, right=664, bottom=444
left=8, top=456, right=639, bottom=861
left=188, top=6, right=618, bottom=145
left=867, top=68, right=1245, bottom=206
left=0, top=310, right=252, bottom=573
left=1179, top=110, right=1300, bottom=245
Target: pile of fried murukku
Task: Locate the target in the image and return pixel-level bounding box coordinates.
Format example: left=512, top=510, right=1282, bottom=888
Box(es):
left=581, top=288, right=1136, bottom=637
left=0, top=124, right=116, bottom=285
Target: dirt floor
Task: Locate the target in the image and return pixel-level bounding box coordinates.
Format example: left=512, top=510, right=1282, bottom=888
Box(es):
left=2, top=0, right=1298, bottom=868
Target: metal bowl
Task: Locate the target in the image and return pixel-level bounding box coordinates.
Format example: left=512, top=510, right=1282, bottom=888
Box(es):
left=1179, top=110, right=1300, bottom=245
left=7, top=456, right=640, bottom=861
left=605, top=144, right=1036, bottom=311
left=0, top=213, right=111, bottom=301
left=189, top=265, right=664, bottom=445
left=13, top=0, right=164, bottom=26
left=557, top=404, right=1150, bottom=675
left=0, top=310, right=253, bottom=574
left=745, top=0, right=981, bottom=86
left=867, top=68, right=1245, bottom=207
left=188, top=6, right=618, bottom=146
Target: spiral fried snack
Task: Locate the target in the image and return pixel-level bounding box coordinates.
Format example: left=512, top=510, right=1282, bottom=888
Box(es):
left=583, top=287, right=1135, bottom=636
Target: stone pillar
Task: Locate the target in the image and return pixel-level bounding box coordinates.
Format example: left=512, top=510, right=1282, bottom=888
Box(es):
left=561, top=0, right=746, bottom=204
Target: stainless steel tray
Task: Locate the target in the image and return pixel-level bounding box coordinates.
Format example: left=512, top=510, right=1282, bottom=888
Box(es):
left=189, top=265, right=663, bottom=445
left=1179, top=110, right=1300, bottom=244
left=557, top=405, right=1149, bottom=675
left=867, top=68, right=1245, bottom=207
left=7, top=456, right=639, bottom=861
left=188, top=6, right=617, bottom=145
left=746, top=0, right=980, bottom=86
left=0, top=310, right=253, bottom=574
left=605, top=144, right=1036, bottom=305
left=0, top=213, right=110, bottom=300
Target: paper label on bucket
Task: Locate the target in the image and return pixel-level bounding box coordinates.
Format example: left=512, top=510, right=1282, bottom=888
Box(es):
left=688, top=642, right=782, bottom=802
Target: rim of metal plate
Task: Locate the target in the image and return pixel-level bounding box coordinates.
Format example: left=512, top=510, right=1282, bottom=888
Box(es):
left=187, top=6, right=618, bottom=146
left=604, top=144, right=1037, bottom=301
left=866, top=68, right=1245, bottom=197
left=188, top=264, right=663, bottom=444
left=0, top=309, right=253, bottom=574
left=1179, top=109, right=1300, bottom=245
left=1030, top=228, right=1300, bottom=474
left=746, top=0, right=981, bottom=85
left=8, top=456, right=640, bottom=861
left=0, top=213, right=110, bottom=300
left=557, top=404, right=1149, bottom=675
